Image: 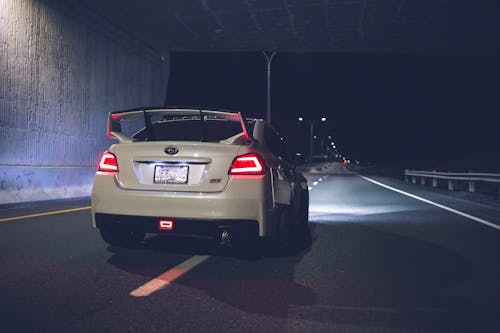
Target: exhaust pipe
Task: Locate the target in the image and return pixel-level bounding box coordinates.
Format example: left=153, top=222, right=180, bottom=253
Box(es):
left=220, top=229, right=232, bottom=246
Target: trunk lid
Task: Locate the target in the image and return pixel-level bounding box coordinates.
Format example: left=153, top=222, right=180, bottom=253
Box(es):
left=111, top=142, right=240, bottom=193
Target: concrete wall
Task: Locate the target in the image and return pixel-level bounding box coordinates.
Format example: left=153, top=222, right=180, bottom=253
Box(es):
left=0, top=0, right=170, bottom=204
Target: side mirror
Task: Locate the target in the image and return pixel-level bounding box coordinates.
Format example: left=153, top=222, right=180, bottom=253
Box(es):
left=292, top=153, right=306, bottom=166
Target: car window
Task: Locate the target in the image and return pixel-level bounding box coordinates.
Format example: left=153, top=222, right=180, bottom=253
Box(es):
left=133, top=119, right=245, bottom=142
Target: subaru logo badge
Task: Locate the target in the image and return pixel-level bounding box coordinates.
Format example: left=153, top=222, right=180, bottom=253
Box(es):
left=164, top=147, right=179, bottom=155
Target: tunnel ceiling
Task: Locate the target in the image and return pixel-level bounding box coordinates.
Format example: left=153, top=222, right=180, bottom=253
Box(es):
left=74, top=0, right=499, bottom=55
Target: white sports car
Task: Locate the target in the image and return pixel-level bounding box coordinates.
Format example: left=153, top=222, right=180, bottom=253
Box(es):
left=91, top=108, right=309, bottom=249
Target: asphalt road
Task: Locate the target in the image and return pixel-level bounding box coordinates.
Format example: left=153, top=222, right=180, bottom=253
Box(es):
left=1, top=164, right=499, bottom=332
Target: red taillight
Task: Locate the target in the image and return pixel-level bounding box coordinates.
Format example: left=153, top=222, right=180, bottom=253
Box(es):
left=229, top=153, right=265, bottom=175
left=159, top=220, right=174, bottom=230
left=98, top=152, right=119, bottom=172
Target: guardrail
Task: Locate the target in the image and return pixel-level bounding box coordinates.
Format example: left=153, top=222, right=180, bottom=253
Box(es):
left=405, top=170, right=500, bottom=199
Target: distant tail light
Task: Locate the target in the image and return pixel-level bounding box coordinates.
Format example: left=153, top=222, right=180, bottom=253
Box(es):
left=98, top=152, right=119, bottom=172
left=229, top=153, right=265, bottom=175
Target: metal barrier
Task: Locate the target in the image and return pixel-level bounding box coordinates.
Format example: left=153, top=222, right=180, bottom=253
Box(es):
left=405, top=170, right=500, bottom=198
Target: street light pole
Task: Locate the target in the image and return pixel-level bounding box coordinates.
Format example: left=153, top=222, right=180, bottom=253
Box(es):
left=298, top=117, right=327, bottom=163
left=309, top=120, right=314, bottom=162
left=263, top=51, right=276, bottom=123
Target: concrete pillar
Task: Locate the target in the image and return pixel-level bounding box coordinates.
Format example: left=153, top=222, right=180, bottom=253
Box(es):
left=448, top=180, right=455, bottom=191
left=468, top=181, right=475, bottom=193
left=412, top=176, right=417, bottom=184
left=421, top=177, right=426, bottom=185
left=432, top=178, right=438, bottom=188
left=405, top=175, right=409, bottom=182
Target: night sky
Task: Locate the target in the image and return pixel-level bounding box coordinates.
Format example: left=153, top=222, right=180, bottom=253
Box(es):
left=166, top=52, right=500, bottom=170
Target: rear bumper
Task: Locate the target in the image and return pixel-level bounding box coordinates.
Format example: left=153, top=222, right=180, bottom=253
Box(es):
left=95, top=213, right=259, bottom=241
left=91, top=172, right=275, bottom=237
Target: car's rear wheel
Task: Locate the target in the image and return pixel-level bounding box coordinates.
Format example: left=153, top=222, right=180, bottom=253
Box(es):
left=99, top=227, right=145, bottom=247
left=297, top=190, right=309, bottom=226
left=294, top=190, right=311, bottom=247
left=277, top=206, right=294, bottom=252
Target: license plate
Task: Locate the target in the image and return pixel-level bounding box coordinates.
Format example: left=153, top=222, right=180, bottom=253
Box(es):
left=154, top=165, right=189, bottom=184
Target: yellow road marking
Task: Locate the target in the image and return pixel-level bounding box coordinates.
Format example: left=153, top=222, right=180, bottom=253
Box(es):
left=0, top=206, right=91, bottom=223
left=130, top=255, right=211, bottom=297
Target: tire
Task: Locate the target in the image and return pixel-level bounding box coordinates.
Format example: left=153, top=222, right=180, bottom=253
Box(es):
left=297, top=190, right=309, bottom=226
left=99, top=227, right=145, bottom=247
left=294, top=190, right=312, bottom=247
left=277, top=207, right=294, bottom=252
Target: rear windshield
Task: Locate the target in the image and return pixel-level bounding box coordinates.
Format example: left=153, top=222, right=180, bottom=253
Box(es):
left=133, top=118, right=245, bottom=142
left=112, top=111, right=254, bottom=143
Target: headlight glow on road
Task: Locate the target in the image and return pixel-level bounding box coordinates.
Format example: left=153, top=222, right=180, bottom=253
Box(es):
left=309, top=204, right=414, bottom=219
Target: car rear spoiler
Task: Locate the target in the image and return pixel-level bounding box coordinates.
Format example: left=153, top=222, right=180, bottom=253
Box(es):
left=107, top=108, right=254, bottom=142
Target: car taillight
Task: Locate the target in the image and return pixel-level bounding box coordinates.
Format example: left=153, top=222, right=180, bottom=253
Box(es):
left=159, top=219, right=174, bottom=230
left=229, top=153, right=265, bottom=175
left=98, top=152, right=119, bottom=172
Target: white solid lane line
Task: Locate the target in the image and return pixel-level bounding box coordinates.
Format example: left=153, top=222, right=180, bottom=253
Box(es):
left=130, top=255, right=211, bottom=297
left=359, top=175, right=500, bottom=231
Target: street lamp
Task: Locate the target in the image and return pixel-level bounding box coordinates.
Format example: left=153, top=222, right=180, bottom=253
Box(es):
left=263, top=51, right=277, bottom=123
left=298, top=116, right=327, bottom=162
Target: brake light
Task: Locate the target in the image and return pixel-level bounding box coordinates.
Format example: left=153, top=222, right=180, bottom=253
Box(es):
left=98, top=152, right=119, bottom=172
left=159, top=220, right=174, bottom=230
left=229, top=153, right=265, bottom=175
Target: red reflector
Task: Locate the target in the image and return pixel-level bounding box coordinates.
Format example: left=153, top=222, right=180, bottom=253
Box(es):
left=98, top=152, right=119, bottom=172
left=159, top=220, right=174, bottom=230
left=229, top=153, right=265, bottom=175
